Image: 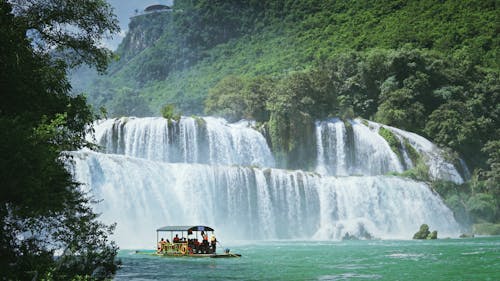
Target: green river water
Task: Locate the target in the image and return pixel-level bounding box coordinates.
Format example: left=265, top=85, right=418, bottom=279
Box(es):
left=115, top=236, right=499, bottom=280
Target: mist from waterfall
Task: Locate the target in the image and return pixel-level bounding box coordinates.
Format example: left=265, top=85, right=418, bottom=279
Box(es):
left=71, top=116, right=465, bottom=248
left=72, top=150, right=461, bottom=248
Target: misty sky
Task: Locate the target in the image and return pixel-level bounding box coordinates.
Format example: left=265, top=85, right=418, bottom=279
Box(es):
left=104, top=0, right=173, bottom=50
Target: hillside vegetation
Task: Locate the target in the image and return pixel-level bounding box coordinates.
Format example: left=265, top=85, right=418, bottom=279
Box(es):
left=75, top=0, right=499, bottom=225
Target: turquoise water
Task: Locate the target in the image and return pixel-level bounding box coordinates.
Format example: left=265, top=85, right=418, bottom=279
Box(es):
left=115, top=237, right=500, bottom=280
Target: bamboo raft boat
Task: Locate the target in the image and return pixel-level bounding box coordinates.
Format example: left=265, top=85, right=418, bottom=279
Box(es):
left=153, top=225, right=241, bottom=258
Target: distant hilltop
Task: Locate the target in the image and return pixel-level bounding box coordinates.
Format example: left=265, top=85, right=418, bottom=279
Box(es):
left=132, top=4, right=172, bottom=18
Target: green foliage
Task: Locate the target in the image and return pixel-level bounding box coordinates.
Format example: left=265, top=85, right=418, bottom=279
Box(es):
left=109, top=87, right=152, bottom=117
left=404, top=139, right=420, bottom=167
left=444, top=193, right=470, bottom=225
left=1, top=1, right=119, bottom=279
left=11, top=0, right=119, bottom=72
left=399, top=158, right=430, bottom=182
left=205, top=75, right=248, bottom=122
left=375, top=88, right=426, bottom=131
left=424, top=101, right=472, bottom=150
left=432, top=176, right=499, bottom=225
left=381, top=129, right=430, bottom=182
left=244, top=76, right=275, bottom=122
left=378, top=127, right=402, bottom=162
left=79, top=0, right=498, bottom=119
left=466, top=193, right=496, bottom=222
left=265, top=72, right=319, bottom=169
left=161, top=104, right=181, bottom=121
left=473, top=223, right=500, bottom=235
left=481, top=140, right=500, bottom=196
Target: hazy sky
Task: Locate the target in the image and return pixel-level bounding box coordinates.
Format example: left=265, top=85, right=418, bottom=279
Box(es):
left=104, top=0, right=173, bottom=50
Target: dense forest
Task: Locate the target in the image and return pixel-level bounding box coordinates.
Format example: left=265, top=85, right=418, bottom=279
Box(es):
left=78, top=0, right=498, bottom=229
left=79, top=0, right=498, bottom=114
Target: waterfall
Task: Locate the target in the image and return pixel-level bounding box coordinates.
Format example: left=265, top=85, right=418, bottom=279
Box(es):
left=92, top=116, right=274, bottom=168
left=70, top=116, right=466, bottom=248
left=314, top=118, right=465, bottom=183
left=315, top=119, right=348, bottom=176
left=315, top=119, right=404, bottom=176
left=72, top=150, right=461, bottom=248
left=378, top=122, right=465, bottom=183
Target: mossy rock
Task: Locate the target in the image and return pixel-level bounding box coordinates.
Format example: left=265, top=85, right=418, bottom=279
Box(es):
left=378, top=126, right=403, bottom=162
left=400, top=159, right=430, bottom=182
left=192, top=115, right=206, bottom=127
left=361, top=119, right=369, bottom=127
left=403, top=139, right=420, bottom=166
left=427, top=230, right=438, bottom=239
left=413, top=224, right=431, bottom=239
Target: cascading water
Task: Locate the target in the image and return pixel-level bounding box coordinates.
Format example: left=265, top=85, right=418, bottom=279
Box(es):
left=314, top=118, right=465, bottom=183
left=93, top=116, right=274, bottom=167
left=71, top=116, right=465, bottom=248
left=316, top=118, right=348, bottom=176
left=315, top=119, right=405, bottom=176
left=72, top=150, right=461, bottom=248
left=381, top=123, right=466, bottom=183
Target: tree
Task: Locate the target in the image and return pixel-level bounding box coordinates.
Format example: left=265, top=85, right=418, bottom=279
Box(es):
left=161, top=103, right=181, bottom=121
left=109, top=87, right=152, bottom=117
left=466, top=193, right=496, bottom=222
left=9, top=0, right=119, bottom=72
left=375, top=87, right=426, bottom=131
left=266, top=72, right=317, bottom=169
left=205, top=75, right=248, bottom=122
left=482, top=140, right=500, bottom=196
left=0, top=1, right=120, bottom=279
left=243, top=76, right=274, bottom=122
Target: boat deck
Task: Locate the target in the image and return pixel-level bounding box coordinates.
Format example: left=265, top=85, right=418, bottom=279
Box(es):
left=154, top=252, right=241, bottom=258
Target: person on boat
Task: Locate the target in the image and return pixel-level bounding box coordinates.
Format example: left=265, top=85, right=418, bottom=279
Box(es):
left=193, top=239, right=200, bottom=253
left=210, top=234, right=217, bottom=253
left=158, top=238, right=167, bottom=253
left=173, top=234, right=180, bottom=243
left=201, top=231, right=209, bottom=253
left=157, top=241, right=162, bottom=253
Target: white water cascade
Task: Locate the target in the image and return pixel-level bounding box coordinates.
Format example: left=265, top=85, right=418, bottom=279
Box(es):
left=93, top=116, right=274, bottom=167
left=315, top=118, right=465, bottom=183
left=71, top=116, right=464, bottom=248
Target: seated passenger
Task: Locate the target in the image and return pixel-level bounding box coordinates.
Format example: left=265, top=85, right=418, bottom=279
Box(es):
left=173, top=234, right=180, bottom=243
left=202, top=232, right=209, bottom=253
left=194, top=239, right=200, bottom=253
left=158, top=238, right=167, bottom=253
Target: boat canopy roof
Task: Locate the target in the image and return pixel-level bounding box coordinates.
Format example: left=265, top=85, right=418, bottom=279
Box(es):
left=156, top=225, right=214, bottom=232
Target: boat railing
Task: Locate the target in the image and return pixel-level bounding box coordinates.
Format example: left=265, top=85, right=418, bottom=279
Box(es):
left=159, top=242, right=189, bottom=255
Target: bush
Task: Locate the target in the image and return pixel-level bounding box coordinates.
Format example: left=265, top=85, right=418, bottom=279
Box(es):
left=378, top=126, right=402, bottom=162
left=466, top=193, right=496, bottom=222
left=161, top=104, right=181, bottom=121
left=473, top=223, right=500, bottom=235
